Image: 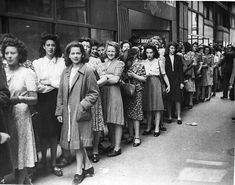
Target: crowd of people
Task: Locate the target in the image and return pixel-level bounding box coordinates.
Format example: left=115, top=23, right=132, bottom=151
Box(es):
left=0, top=32, right=234, bottom=185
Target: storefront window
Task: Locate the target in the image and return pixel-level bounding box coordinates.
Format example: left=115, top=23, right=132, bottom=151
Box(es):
left=192, top=1, right=198, bottom=11
left=188, top=11, right=192, bottom=34
left=198, top=15, right=203, bottom=36
left=57, top=0, right=87, bottom=23
left=8, top=0, right=52, bottom=17
left=56, top=24, right=89, bottom=50
left=199, top=1, right=203, bottom=13
left=91, top=29, right=114, bottom=43
left=192, top=12, right=197, bottom=35
left=9, top=19, right=51, bottom=60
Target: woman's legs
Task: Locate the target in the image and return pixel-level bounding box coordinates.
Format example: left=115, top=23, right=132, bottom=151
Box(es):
left=16, top=168, right=27, bottom=184
left=176, top=102, right=181, bottom=120
left=189, top=92, right=194, bottom=107
left=82, top=149, right=92, bottom=170
left=145, top=111, right=152, bottom=132
left=114, top=125, right=122, bottom=151
left=93, top=131, right=100, bottom=155
left=201, top=86, right=205, bottom=100
left=133, top=120, right=140, bottom=139
left=50, top=136, right=58, bottom=167
left=75, top=149, right=83, bottom=175
left=107, top=124, right=115, bottom=148
left=167, top=101, right=172, bottom=120
left=154, top=111, right=161, bottom=133
left=207, top=85, right=212, bottom=99
left=40, top=138, right=48, bottom=165
left=127, top=119, right=134, bottom=138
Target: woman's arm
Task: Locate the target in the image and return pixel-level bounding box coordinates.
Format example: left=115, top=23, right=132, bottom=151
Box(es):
left=128, top=72, right=146, bottom=82
left=163, top=74, right=170, bottom=93
left=229, top=58, right=235, bottom=88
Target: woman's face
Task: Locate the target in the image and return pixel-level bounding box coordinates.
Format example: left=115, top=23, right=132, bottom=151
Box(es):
left=91, top=45, right=98, bottom=56
left=43, top=39, right=56, bottom=58
left=204, top=48, right=210, bottom=55
left=192, top=44, right=198, bottom=52
left=69, top=47, right=83, bottom=65
left=169, top=45, right=175, bottom=55
left=81, top=41, right=91, bottom=56
left=5, top=46, right=19, bottom=67
left=97, top=46, right=105, bottom=56
left=106, top=45, right=116, bottom=60
left=146, top=48, right=154, bottom=60
left=122, top=43, right=130, bottom=52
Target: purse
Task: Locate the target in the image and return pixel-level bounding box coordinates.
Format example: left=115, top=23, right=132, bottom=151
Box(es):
left=120, top=80, right=136, bottom=97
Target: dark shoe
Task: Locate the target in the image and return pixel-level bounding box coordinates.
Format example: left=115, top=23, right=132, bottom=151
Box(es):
left=83, top=167, right=94, bottom=176
left=188, top=105, right=193, bottom=109
left=51, top=166, right=63, bottom=177
left=221, top=96, right=227, bottom=99
left=153, top=131, right=160, bottom=137
left=133, top=138, right=141, bottom=147
left=72, top=174, right=85, bottom=185
left=159, top=125, right=167, bottom=131
left=232, top=117, right=235, bottom=121
left=125, top=136, right=134, bottom=144
left=104, top=146, right=114, bottom=153
left=142, top=130, right=151, bottom=135
left=177, top=120, right=182, bottom=125
left=167, top=119, right=172, bottom=124
left=107, top=149, right=122, bottom=157
left=57, top=157, right=72, bottom=168
left=91, top=154, right=100, bottom=163
left=212, top=93, right=216, bottom=97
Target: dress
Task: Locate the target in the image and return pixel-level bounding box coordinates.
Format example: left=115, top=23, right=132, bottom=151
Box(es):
left=142, top=58, right=165, bottom=111
left=101, top=59, right=125, bottom=125
left=5, top=67, right=37, bottom=170
left=122, top=60, right=146, bottom=120
left=87, top=57, right=105, bottom=131
left=200, top=55, right=214, bottom=87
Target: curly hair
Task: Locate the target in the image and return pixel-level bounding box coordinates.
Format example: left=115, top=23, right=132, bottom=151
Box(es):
left=183, top=42, right=192, bottom=54
left=39, top=32, right=62, bottom=58
left=1, top=37, right=28, bottom=64
left=64, top=41, right=86, bottom=67
left=106, top=41, right=120, bottom=59
left=120, top=40, right=132, bottom=50
left=165, top=42, right=177, bottom=56
left=203, top=45, right=212, bottom=55
left=142, top=44, right=159, bottom=60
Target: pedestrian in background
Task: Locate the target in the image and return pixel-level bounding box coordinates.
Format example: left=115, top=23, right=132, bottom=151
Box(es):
left=33, top=33, right=65, bottom=176
left=3, top=37, right=38, bottom=184
left=142, top=45, right=170, bottom=137
left=55, top=41, right=99, bottom=184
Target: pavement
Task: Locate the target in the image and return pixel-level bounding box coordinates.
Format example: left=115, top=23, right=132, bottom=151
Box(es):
left=30, top=93, right=235, bottom=185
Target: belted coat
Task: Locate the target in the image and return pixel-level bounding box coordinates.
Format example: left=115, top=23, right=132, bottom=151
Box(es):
left=55, top=64, right=99, bottom=150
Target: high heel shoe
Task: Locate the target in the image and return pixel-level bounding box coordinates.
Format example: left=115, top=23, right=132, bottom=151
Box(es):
left=107, top=149, right=122, bottom=157
left=153, top=131, right=160, bottom=137
left=133, top=138, right=141, bottom=147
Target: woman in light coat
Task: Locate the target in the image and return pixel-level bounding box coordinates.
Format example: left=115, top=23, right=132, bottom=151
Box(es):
left=55, top=41, right=99, bottom=184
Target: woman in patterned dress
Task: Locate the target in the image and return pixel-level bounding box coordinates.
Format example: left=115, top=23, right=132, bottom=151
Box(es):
left=100, top=41, right=125, bottom=157
left=2, top=38, right=38, bottom=184
left=142, top=45, right=170, bottom=137
left=80, top=37, right=105, bottom=163
left=121, top=47, right=146, bottom=146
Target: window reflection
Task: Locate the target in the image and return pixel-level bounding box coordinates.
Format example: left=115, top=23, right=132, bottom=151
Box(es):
left=8, top=0, right=52, bottom=17
left=9, top=19, right=51, bottom=60
left=57, top=0, right=87, bottom=23
left=91, top=29, right=114, bottom=43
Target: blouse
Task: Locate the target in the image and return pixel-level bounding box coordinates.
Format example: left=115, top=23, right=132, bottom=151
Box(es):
left=33, top=56, right=66, bottom=93
left=142, top=57, right=166, bottom=76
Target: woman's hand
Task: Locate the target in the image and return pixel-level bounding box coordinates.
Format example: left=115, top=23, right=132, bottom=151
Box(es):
left=57, top=116, right=63, bottom=123
left=180, top=83, right=184, bottom=89
left=40, top=79, right=51, bottom=86
left=229, top=84, right=233, bottom=90
left=166, top=86, right=170, bottom=93
left=0, top=132, right=10, bottom=144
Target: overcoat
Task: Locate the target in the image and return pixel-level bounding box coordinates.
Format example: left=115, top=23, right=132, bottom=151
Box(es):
left=0, top=64, right=12, bottom=177
left=55, top=64, right=99, bottom=150
left=165, top=54, right=184, bottom=102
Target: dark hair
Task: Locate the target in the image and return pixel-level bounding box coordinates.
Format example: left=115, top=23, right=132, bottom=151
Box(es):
left=142, top=44, right=159, bottom=60
left=79, top=37, right=92, bottom=47
left=106, top=41, right=120, bottom=59
left=124, top=47, right=139, bottom=69
left=192, top=42, right=198, bottom=47
left=2, top=37, right=27, bottom=64
left=183, top=42, right=192, bottom=53
left=98, top=43, right=105, bottom=48
left=165, top=42, right=177, bottom=56
left=39, top=33, right=62, bottom=58
left=0, top=33, right=16, bottom=45
left=64, top=41, right=86, bottom=67
left=121, top=40, right=132, bottom=50
left=203, top=45, right=212, bottom=54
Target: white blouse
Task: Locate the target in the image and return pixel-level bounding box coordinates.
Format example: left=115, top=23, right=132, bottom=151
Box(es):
left=33, top=56, right=66, bottom=93
left=143, top=57, right=166, bottom=76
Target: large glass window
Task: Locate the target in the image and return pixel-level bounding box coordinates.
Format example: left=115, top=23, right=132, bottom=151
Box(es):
left=91, top=29, right=114, bottom=43
left=8, top=0, right=52, bottom=17
left=199, top=2, right=203, bottom=13
left=188, top=11, right=192, bottom=34
left=9, top=19, right=51, bottom=60
left=56, top=24, right=89, bottom=50
left=57, top=0, right=87, bottom=23
left=192, top=12, right=197, bottom=35
left=192, top=1, right=198, bottom=11
left=198, top=15, right=203, bottom=36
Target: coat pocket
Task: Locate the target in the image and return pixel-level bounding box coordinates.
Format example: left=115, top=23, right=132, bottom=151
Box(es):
left=76, top=104, right=92, bottom=122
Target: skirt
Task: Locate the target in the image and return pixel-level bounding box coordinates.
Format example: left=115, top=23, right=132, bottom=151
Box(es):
left=91, top=96, right=105, bottom=132
left=143, top=76, right=164, bottom=111
left=37, top=89, right=61, bottom=140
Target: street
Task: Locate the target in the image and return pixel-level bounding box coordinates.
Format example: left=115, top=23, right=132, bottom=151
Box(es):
left=34, top=93, right=234, bottom=185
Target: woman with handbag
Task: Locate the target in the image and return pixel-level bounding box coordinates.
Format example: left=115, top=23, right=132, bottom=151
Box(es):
left=121, top=47, right=146, bottom=146
left=142, top=45, right=170, bottom=137
left=165, top=43, right=184, bottom=125
left=55, top=41, right=99, bottom=184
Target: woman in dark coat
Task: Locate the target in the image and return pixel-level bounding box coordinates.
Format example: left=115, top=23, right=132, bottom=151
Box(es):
left=165, top=43, right=184, bottom=124
left=0, top=61, right=12, bottom=183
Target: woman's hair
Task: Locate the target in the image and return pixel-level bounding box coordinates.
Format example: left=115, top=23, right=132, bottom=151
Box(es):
left=106, top=41, right=120, bottom=59
left=120, top=40, right=132, bottom=50
left=0, top=33, right=16, bottom=45
left=164, top=42, right=177, bottom=56
left=203, top=45, right=212, bottom=54
left=142, top=44, right=159, bottom=60
left=39, top=32, right=62, bottom=58
left=64, top=41, right=86, bottom=67
left=124, top=47, right=140, bottom=69
left=79, top=37, right=92, bottom=47
left=183, top=42, right=192, bottom=53
left=1, top=37, right=27, bottom=64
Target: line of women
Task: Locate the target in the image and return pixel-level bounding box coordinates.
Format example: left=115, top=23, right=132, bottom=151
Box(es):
left=0, top=32, right=220, bottom=185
